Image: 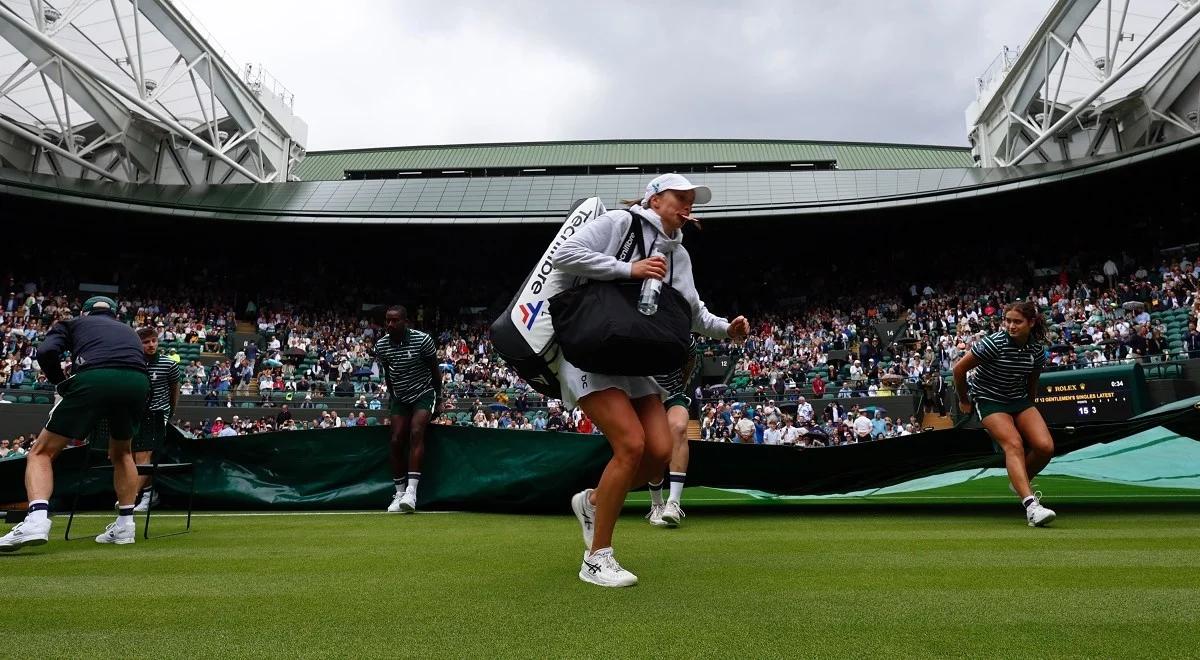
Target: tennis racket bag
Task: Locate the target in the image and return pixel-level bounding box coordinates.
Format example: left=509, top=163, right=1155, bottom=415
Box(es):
left=491, top=197, right=608, bottom=398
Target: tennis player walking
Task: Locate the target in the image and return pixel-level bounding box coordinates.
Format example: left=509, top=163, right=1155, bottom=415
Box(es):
left=555, top=174, right=748, bottom=586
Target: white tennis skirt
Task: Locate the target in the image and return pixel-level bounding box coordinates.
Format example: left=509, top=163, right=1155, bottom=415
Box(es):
left=556, top=355, right=666, bottom=410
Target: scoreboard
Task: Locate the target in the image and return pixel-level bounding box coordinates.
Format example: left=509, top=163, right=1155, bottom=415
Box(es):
left=1033, top=364, right=1148, bottom=424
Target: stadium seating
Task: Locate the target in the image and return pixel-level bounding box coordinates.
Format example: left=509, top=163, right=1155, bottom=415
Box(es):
left=1, top=247, right=1196, bottom=440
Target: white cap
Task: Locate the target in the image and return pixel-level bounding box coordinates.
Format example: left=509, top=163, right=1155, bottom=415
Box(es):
left=641, top=173, right=712, bottom=206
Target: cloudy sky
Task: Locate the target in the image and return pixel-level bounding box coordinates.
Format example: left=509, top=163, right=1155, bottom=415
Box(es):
left=178, top=0, right=1049, bottom=151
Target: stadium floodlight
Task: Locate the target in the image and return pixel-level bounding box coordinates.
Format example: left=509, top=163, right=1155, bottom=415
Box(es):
left=967, top=0, right=1200, bottom=167
left=0, top=0, right=307, bottom=184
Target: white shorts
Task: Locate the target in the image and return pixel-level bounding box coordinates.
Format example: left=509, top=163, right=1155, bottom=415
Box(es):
left=556, top=355, right=666, bottom=410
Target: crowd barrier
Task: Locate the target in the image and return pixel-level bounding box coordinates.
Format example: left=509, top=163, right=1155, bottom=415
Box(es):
left=4, top=398, right=1197, bottom=512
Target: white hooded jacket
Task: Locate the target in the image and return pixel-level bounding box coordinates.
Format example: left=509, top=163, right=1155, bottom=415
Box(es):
left=552, top=204, right=730, bottom=340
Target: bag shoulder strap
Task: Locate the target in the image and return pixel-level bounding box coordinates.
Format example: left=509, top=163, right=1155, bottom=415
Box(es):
left=622, top=210, right=675, bottom=286
left=615, top=210, right=647, bottom=263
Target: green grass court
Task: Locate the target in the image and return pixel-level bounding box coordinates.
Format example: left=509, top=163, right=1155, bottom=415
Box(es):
left=5, top=477, right=1199, bottom=658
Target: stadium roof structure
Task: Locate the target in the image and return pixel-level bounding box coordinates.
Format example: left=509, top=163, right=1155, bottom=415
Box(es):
left=292, top=139, right=975, bottom=181
left=0, top=0, right=307, bottom=184
left=968, top=0, right=1200, bottom=167
left=3, top=131, right=1198, bottom=224
left=4, top=0, right=1200, bottom=224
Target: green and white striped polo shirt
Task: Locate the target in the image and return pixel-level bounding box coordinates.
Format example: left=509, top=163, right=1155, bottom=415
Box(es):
left=653, top=336, right=699, bottom=398
left=146, top=354, right=179, bottom=412
left=374, top=330, right=437, bottom=404
left=968, top=331, right=1045, bottom=403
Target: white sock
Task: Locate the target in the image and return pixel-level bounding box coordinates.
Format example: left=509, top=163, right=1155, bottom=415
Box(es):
left=117, top=505, right=134, bottom=526
left=1022, top=495, right=1037, bottom=509
left=648, top=480, right=665, bottom=506
left=406, top=472, right=420, bottom=496
left=393, top=478, right=407, bottom=495
left=668, top=472, right=686, bottom=504
left=27, top=500, right=49, bottom=523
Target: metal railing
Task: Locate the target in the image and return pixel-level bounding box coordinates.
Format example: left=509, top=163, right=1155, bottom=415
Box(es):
left=976, top=45, right=1022, bottom=99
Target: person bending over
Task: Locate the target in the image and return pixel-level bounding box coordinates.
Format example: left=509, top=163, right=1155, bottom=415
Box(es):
left=0, top=297, right=150, bottom=551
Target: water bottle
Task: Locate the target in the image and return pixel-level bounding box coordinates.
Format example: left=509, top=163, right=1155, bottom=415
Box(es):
left=638, top=249, right=666, bottom=315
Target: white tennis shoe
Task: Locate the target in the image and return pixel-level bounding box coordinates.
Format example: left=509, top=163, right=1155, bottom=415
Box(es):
left=386, top=493, right=404, bottom=512
left=660, top=501, right=685, bottom=527
left=398, top=492, right=417, bottom=513
left=646, top=503, right=668, bottom=527
left=578, top=548, right=637, bottom=588
left=0, top=519, right=51, bottom=552
left=1026, top=501, right=1057, bottom=527
left=95, top=522, right=136, bottom=545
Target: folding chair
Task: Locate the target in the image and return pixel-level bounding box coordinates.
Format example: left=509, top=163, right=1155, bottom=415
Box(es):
left=64, top=417, right=195, bottom=540
left=137, top=420, right=196, bottom=539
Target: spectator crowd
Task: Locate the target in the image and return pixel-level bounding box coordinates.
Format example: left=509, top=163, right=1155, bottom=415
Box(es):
left=3, top=245, right=1199, bottom=447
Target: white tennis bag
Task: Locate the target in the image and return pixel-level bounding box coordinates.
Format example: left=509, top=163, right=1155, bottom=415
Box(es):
left=491, top=197, right=607, bottom=398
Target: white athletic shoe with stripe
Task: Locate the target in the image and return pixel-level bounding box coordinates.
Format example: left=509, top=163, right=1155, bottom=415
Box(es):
left=646, top=504, right=668, bottom=527
left=398, top=492, right=417, bottom=513
left=133, top=490, right=157, bottom=513
left=571, top=489, right=595, bottom=548
left=0, top=518, right=51, bottom=552
left=1026, top=500, right=1056, bottom=527
left=660, top=501, right=685, bottom=527
left=95, top=522, right=136, bottom=545
left=578, top=548, right=638, bottom=587
left=386, top=493, right=405, bottom=513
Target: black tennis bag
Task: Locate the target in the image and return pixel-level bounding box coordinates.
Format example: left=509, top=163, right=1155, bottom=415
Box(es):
left=549, top=213, right=691, bottom=376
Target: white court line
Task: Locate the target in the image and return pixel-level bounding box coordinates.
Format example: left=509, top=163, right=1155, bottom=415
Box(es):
left=63, top=511, right=460, bottom=518
left=672, top=494, right=1200, bottom=502
left=56, top=493, right=1200, bottom=519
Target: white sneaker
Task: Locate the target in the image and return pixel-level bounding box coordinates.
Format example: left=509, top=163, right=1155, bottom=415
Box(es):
left=660, top=501, right=686, bottom=527
left=133, top=496, right=151, bottom=514
left=95, top=522, right=136, bottom=545
left=570, top=489, right=596, bottom=548
left=578, top=548, right=638, bottom=587
left=386, top=493, right=404, bottom=512
left=0, top=518, right=52, bottom=552
left=1026, top=501, right=1056, bottom=527
left=398, top=491, right=417, bottom=513
left=646, top=503, right=668, bottom=527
